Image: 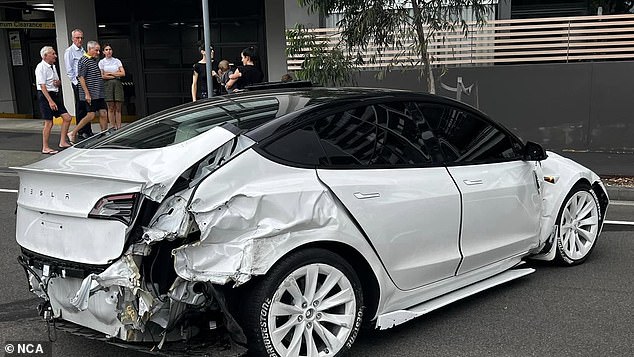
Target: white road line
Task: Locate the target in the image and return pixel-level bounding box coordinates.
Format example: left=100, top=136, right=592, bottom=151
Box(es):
left=605, top=220, right=634, bottom=226
left=0, top=188, right=18, bottom=193
left=610, top=200, right=634, bottom=206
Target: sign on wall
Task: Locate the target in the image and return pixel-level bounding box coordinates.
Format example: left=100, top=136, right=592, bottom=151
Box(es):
left=0, top=21, right=55, bottom=29
left=8, top=31, right=23, bottom=66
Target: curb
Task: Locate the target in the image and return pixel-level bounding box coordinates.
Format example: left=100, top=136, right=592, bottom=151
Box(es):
left=605, top=186, right=634, bottom=201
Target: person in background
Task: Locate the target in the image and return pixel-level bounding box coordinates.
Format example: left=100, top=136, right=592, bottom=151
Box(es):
left=281, top=73, right=293, bottom=82
left=67, top=41, right=107, bottom=143
left=36, top=46, right=73, bottom=154
left=215, top=59, right=233, bottom=94
left=63, top=29, right=93, bottom=139
left=225, top=46, right=263, bottom=92
left=99, top=43, right=126, bottom=129
left=191, top=44, right=214, bottom=101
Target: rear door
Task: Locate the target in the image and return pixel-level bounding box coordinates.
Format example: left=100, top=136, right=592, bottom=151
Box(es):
left=262, top=102, right=462, bottom=290
left=418, top=103, right=542, bottom=274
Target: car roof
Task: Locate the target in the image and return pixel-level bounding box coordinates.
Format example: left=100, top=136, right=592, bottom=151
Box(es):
left=230, top=87, right=485, bottom=142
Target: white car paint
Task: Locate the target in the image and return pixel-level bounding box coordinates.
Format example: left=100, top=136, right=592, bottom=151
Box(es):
left=15, top=125, right=237, bottom=202
left=536, top=151, right=607, bottom=250
left=448, top=160, right=542, bottom=274
left=317, top=167, right=462, bottom=290
left=173, top=149, right=389, bottom=287
left=13, top=126, right=238, bottom=264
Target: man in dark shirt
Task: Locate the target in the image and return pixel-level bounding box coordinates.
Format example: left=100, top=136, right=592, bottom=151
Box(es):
left=67, top=41, right=107, bottom=143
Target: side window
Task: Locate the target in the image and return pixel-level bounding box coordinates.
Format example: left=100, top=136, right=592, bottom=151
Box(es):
left=375, top=102, right=434, bottom=165
left=419, top=104, right=521, bottom=164
left=314, top=107, right=379, bottom=166
left=262, top=125, right=327, bottom=166
left=315, top=105, right=429, bottom=167
left=262, top=104, right=435, bottom=169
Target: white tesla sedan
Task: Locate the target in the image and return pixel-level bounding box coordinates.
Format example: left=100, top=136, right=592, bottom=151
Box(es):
left=14, top=88, right=608, bottom=356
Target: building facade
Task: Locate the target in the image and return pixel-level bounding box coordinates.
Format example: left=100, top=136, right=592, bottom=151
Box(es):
left=1, top=0, right=631, bottom=118
left=0, top=0, right=288, bottom=118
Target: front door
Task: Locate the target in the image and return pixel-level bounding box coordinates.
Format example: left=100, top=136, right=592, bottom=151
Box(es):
left=418, top=102, right=542, bottom=274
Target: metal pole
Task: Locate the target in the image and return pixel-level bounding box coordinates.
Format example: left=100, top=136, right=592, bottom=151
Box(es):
left=202, top=0, right=213, bottom=97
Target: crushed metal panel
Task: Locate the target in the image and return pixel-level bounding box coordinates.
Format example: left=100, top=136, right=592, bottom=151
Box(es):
left=172, top=149, right=351, bottom=285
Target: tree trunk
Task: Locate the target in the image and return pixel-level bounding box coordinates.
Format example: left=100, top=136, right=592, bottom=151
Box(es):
left=410, top=0, right=435, bottom=93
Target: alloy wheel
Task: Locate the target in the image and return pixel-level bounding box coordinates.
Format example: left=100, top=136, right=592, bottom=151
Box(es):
left=558, top=190, right=600, bottom=260
left=267, top=263, right=357, bottom=357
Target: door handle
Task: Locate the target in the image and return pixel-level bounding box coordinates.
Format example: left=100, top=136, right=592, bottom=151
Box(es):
left=354, top=192, right=380, bottom=199
left=463, top=179, right=483, bottom=186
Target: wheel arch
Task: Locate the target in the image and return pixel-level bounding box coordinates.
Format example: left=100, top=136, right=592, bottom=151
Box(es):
left=565, top=177, right=608, bottom=223
left=591, top=181, right=609, bottom=225
left=256, top=240, right=381, bottom=325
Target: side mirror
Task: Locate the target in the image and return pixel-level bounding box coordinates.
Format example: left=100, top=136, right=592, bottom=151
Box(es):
left=523, top=141, right=548, bottom=161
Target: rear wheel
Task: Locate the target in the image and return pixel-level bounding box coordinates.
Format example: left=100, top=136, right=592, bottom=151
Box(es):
left=555, top=183, right=601, bottom=265
left=240, top=248, right=364, bottom=357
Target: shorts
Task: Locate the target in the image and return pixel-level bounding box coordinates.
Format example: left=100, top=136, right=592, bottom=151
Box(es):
left=80, top=98, right=107, bottom=113
left=104, top=79, right=124, bottom=102
left=37, top=91, right=68, bottom=120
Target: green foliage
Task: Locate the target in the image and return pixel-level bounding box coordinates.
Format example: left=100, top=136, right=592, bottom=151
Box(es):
left=286, top=24, right=356, bottom=86
left=298, top=0, right=491, bottom=92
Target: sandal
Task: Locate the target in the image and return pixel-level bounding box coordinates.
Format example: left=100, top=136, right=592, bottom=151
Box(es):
left=41, top=149, right=59, bottom=155
left=67, top=132, right=76, bottom=144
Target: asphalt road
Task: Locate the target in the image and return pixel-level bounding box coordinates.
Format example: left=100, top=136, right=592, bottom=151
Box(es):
left=0, top=173, right=633, bottom=356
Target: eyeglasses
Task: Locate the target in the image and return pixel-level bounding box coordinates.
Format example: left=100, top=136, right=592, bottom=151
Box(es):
left=74, top=36, right=83, bottom=39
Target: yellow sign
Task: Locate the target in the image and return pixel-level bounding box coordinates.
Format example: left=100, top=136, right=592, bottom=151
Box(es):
left=0, top=22, right=55, bottom=29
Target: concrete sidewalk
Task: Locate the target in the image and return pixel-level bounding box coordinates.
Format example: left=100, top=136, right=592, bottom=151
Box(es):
left=0, top=118, right=103, bottom=133
left=0, top=118, right=104, bottom=169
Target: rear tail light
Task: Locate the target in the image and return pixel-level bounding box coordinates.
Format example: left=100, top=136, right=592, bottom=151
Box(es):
left=89, top=193, right=140, bottom=225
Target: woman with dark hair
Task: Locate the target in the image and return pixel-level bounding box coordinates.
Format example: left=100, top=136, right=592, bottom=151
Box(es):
left=191, top=44, right=214, bottom=101
left=225, top=46, right=263, bottom=91
left=99, top=43, right=125, bottom=129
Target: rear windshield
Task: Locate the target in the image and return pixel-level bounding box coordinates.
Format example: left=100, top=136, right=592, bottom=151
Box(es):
left=77, top=96, right=284, bottom=149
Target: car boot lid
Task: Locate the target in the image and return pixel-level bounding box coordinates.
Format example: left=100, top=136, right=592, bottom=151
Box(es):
left=12, top=126, right=239, bottom=203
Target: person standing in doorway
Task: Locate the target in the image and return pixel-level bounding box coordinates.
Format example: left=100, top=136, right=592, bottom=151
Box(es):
left=99, top=43, right=126, bottom=129
left=191, top=44, right=214, bottom=101
left=63, top=29, right=93, bottom=139
left=67, top=41, right=107, bottom=143
left=36, top=46, right=73, bottom=154
left=225, top=46, right=263, bottom=91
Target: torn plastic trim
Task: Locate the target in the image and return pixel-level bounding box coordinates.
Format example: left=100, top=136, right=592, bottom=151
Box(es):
left=141, top=189, right=196, bottom=244
left=70, top=254, right=142, bottom=311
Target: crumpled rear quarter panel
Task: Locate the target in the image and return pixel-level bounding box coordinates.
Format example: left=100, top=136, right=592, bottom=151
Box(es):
left=172, top=149, right=382, bottom=286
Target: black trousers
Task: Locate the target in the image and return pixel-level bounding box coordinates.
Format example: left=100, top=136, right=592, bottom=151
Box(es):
left=72, top=84, right=93, bottom=137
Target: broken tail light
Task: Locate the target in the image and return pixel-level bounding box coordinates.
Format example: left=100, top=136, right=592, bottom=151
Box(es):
left=89, top=193, right=140, bottom=225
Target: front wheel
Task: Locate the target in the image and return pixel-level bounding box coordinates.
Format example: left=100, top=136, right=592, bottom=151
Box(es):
left=240, top=248, right=364, bottom=357
left=555, top=183, right=601, bottom=266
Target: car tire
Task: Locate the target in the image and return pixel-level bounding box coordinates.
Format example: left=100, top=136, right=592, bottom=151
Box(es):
left=239, top=248, right=364, bottom=357
left=554, top=183, right=601, bottom=266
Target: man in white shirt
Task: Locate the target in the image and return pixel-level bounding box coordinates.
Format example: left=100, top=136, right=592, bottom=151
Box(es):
left=64, top=28, right=93, bottom=139
left=36, top=46, right=73, bottom=154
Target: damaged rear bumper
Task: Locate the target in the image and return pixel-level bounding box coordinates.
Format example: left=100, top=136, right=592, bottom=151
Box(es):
left=17, top=249, right=232, bottom=346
